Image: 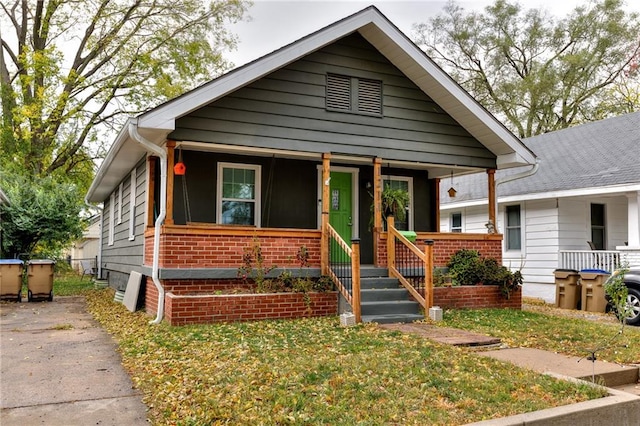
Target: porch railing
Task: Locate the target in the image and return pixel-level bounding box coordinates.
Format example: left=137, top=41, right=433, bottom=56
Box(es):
left=327, top=224, right=361, bottom=322
left=559, top=250, right=621, bottom=273
left=386, top=216, right=433, bottom=310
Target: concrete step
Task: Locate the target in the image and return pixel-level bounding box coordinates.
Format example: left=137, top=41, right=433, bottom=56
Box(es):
left=361, top=300, right=421, bottom=316
left=360, top=288, right=411, bottom=302
left=359, top=266, right=389, bottom=278
left=360, top=277, right=401, bottom=289
left=362, top=313, right=424, bottom=324
left=612, top=381, right=640, bottom=396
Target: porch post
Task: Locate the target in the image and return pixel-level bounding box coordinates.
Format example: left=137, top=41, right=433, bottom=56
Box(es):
left=373, top=157, right=382, bottom=266
left=165, top=140, right=176, bottom=226
left=321, top=153, right=331, bottom=275
left=627, top=191, right=640, bottom=248
left=147, top=156, right=156, bottom=228
left=434, top=177, right=441, bottom=232
left=387, top=214, right=395, bottom=277
left=351, top=238, right=361, bottom=323
left=424, top=239, right=434, bottom=308
left=487, top=169, right=496, bottom=233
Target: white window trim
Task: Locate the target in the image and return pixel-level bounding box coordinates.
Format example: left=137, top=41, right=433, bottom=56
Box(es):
left=117, top=182, right=123, bottom=224
left=128, top=170, right=137, bottom=241
left=504, top=203, right=524, bottom=255
left=450, top=212, right=463, bottom=233
left=382, top=175, right=414, bottom=231
left=216, top=162, right=261, bottom=226
left=108, top=192, right=115, bottom=246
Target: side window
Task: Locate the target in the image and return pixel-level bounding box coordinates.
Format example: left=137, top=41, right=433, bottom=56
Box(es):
left=382, top=176, right=412, bottom=231
left=451, top=212, right=462, bottom=233
left=128, top=170, right=137, bottom=241
left=217, top=163, right=261, bottom=226
left=505, top=205, right=521, bottom=251
left=108, top=192, right=115, bottom=246
left=117, top=182, right=123, bottom=224
left=590, top=203, right=606, bottom=250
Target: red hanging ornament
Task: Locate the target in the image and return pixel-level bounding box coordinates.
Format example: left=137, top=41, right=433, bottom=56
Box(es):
left=173, top=147, right=186, bottom=175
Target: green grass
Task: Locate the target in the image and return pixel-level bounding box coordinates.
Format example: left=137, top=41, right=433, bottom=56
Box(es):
left=438, top=308, right=640, bottom=364
left=86, top=289, right=606, bottom=425
left=50, top=272, right=95, bottom=296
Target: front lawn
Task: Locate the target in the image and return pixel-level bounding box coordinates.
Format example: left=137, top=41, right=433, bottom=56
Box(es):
left=86, top=289, right=605, bottom=425
left=439, top=307, right=640, bottom=364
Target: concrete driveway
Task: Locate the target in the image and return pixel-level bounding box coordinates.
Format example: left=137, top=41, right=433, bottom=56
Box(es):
left=0, top=296, right=149, bottom=425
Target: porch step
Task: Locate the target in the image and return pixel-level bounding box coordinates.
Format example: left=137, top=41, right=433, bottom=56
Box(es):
left=361, top=313, right=425, bottom=324
left=357, top=270, right=423, bottom=324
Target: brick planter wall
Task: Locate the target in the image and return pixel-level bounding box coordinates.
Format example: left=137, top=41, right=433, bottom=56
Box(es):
left=164, top=291, right=338, bottom=326
left=434, top=285, right=521, bottom=310
left=376, top=232, right=503, bottom=267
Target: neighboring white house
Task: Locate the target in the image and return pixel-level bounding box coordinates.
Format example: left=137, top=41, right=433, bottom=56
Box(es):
left=68, top=215, right=101, bottom=273
left=440, top=112, right=640, bottom=303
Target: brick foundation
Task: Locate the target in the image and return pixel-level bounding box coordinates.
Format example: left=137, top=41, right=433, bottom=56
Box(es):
left=434, top=285, right=521, bottom=310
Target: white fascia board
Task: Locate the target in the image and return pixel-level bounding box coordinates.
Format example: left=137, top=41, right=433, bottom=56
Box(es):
left=138, top=9, right=381, bottom=130
left=440, top=183, right=640, bottom=210
left=440, top=199, right=489, bottom=211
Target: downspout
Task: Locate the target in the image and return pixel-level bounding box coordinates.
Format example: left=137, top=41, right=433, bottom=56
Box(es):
left=493, top=158, right=540, bottom=233
left=129, top=120, right=167, bottom=325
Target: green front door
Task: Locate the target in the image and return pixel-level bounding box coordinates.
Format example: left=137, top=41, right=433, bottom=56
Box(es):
left=329, top=171, right=353, bottom=260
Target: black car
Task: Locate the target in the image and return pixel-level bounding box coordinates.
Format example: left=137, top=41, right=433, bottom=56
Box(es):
left=605, top=266, right=640, bottom=326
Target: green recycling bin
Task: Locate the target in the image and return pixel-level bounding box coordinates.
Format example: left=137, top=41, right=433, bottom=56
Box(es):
left=554, top=269, right=580, bottom=310
left=0, top=259, right=24, bottom=302
left=398, top=231, right=417, bottom=243
left=27, top=259, right=55, bottom=302
left=580, top=269, right=610, bottom=313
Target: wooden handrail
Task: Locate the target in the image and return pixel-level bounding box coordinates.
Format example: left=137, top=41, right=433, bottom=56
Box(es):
left=386, top=215, right=432, bottom=311
left=327, top=224, right=361, bottom=322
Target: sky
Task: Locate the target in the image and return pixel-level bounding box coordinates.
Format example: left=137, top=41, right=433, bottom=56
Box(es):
left=225, top=0, right=640, bottom=67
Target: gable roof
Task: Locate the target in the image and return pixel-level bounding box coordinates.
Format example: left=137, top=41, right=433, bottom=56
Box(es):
left=87, top=5, right=536, bottom=203
left=441, top=112, right=640, bottom=207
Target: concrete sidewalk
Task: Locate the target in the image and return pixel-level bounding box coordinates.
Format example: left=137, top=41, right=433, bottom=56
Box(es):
left=0, top=296, right=149, bottom=425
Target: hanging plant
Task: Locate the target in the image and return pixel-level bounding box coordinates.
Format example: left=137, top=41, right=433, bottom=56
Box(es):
left=381, top=184, right=410, bottom=222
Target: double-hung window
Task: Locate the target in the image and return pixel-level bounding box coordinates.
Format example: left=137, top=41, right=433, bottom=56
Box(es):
left=505, top=205, right=521, bottom=251
left=108, top=192, right=115, bottom=246
left=382, top=176, right=412, bottom=231
left=217, top=163, right=261, bottom=226
left=590, top=203, right=606, bottom=250
left=450, top=212, right=462, bottom=233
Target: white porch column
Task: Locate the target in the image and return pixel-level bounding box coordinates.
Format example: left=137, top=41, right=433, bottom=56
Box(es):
left=617, top=191, right=640, bottom=266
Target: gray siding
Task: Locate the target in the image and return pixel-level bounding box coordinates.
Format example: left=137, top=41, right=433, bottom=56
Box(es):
left=170, top=33, right=496, bottom=169
left=101, top=159, right=147, bottom=289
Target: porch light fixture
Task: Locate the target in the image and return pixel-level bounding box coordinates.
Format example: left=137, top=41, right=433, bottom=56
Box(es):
left=174, top=147, right=186, bottom=176
left=447, top=171, right=457, bottom=198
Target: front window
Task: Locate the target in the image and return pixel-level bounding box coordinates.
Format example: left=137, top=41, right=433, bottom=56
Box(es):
left=382, top=176, right=412, bottom=231
left=505, top=205, right=521, bottom=251
left=217, top=163, right=261, bottom=226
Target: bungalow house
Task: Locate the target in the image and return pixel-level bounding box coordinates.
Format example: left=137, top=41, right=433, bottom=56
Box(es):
left=85, top=6, right=536, bottom=325
left=439, top=112, right=640, bottom=303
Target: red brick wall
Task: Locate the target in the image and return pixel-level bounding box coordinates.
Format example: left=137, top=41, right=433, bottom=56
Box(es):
left=433, top=285, right=521, bottom=310
left=165, top=291, right=338, bottom=326
left=145, top=227, right=321, bottom=268
left=376, top=233, right=503, bottom=267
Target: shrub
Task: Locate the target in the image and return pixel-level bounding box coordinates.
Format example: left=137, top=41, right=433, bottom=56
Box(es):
left=446, top=249, right=522, bottom=299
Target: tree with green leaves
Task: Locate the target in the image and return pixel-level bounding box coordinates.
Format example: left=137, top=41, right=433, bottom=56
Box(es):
left=0, top=0, right=249, bottom=257
left=0, top=0, right=249, bottom=178
left=413, top=0, right=640, bottom=138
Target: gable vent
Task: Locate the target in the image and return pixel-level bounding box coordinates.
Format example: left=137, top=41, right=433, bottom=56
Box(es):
left=357, top=78, right=382, bottom=115
left=326, top=74, right=351, bottom=111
